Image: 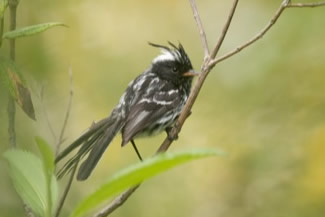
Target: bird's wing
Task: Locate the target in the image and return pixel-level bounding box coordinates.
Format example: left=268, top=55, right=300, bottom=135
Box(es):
left=121, top=85, right=181, bottom=146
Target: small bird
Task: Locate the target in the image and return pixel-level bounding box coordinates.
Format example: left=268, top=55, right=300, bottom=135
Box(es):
left=56, top=42, right=196, bottom=180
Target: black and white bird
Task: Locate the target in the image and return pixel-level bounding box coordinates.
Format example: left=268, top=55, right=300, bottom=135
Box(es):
left=56, top=42, right=196, bottom=180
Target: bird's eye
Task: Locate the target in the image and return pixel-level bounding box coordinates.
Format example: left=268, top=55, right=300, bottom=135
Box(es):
left=172, top=66, right=178, bottom=72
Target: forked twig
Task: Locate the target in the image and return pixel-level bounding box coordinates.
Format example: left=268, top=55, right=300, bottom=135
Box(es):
left=54, top=68, right=75, bottom=217
left=56, top=67, right=74, bottom=156
left=90, top=0, right=325, bottom=216
left=210, top=0, right=239, bottom=59
left=189, top=0, right=209, bottom=58
left=209, top=0, right=289, bottom=67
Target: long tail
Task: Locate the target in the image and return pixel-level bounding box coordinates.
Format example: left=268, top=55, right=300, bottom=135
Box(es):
left=56, top=114, right=124, bottom=180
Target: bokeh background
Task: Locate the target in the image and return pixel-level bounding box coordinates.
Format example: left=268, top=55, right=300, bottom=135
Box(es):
left=1, top=0, right=325, bottom=216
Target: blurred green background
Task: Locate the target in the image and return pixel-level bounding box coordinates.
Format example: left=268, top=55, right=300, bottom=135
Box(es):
left=1, top=0, right=325, bottom=216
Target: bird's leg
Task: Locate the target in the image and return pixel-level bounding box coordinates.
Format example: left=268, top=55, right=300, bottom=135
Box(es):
left=166, top=111, right=192, bottom=141
left=131, top=139, right=143, bottom=161
left=165, top=126, right=179, bottom=141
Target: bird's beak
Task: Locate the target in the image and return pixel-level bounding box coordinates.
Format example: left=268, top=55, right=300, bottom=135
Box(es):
left=182, top=70, right=198, bottom=77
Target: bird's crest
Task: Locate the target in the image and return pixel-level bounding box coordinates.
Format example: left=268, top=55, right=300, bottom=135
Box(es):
left=149, top=42, right=192, bottom=69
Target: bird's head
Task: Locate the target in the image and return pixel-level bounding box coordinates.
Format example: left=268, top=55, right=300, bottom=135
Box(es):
left=149, top=42, right=197, bottom=85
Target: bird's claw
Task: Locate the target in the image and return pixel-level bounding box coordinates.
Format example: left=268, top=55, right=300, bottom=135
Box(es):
left=166, top=126, right=179, bottom=141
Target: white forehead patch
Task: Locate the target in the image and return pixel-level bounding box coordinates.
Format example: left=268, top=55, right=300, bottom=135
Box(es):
left=152, top=50, right=177, bottom=63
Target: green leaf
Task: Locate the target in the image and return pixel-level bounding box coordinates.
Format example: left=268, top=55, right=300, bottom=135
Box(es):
left=35, top=136, right=58, bottom=216
left=3, top=149, right=48, bottom=217
left=70, top=148, right=225, bottom=217
left=0, top=58, right=36, bottom=120
left=50, top=174, right=59, bottom=215
left=35, top=136, right=55, bottom=175
left=0, top=0, right=8, bottom=19
left=2, top=22, right=67, bottom=39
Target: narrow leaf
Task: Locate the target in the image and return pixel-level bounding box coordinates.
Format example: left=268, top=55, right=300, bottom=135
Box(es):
left=3, top=22, right=66, bottom=39
left=35, top=136, right=58, bottom=216
left=51, top=174, right=59, bottom=214
left=3, top=149, right=48, bottom=217
left=70, top=148, right=225, bottom=217
left=0, top=58, right=36, bottom=120
left=35, top=136, right=55, bottom=175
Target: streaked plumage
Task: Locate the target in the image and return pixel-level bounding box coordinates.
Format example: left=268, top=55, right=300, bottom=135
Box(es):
left=56, top=42, right=196, bottom=180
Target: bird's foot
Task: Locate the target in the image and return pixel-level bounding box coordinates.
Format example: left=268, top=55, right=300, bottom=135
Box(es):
left=166, top=126, right=179, bottom=141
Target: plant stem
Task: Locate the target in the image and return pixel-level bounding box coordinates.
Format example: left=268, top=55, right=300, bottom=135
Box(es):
left=9, top=0, right=17, bottom=60
left=7, top=2, right=35, bottom=217
left=0, top=17, right=4, bottom=47
left=7, top=95, right=16, bottom=147
left=7, top=0, right=18, bottom=148
left=92, top=1, right=325, bottom=216
left=55, top=161, right=78, bottom=217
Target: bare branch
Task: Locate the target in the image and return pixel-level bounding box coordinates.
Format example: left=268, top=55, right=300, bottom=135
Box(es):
left=56, top=67, right=74, bottom=156
left=210, top=0, right=289, bottom=67
left=210, top=0, right=239, bottom=59
left=92, top=133, right=176, bottom=217
left=189, top=0, right=209, bottom=58
left=209, top=0, right=325, bottom=67
left=39, top=85, right=57, bottom=142
left=287, top=1, right=325, bottom=8
left=93, top=185, right=139, bottom=217
left=89, top=1, right=325, bottom=216
left=55, top=160, right=78, bottom=217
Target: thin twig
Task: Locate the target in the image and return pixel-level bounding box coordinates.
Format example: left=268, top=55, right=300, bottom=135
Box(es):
left=210, top=0, right=289, bottom=67
left=55, top=160, right=78, bottom=217
left=56, top=67, right=74, bottom=156
left=39, top=85, right=57, bottom=142
left=93, top=185, right=140, bottom=217
left=209, top=0, right=325, bottom=67
left=91, top=1, right=325, bottom=216
left=287, top=1, right=325, bottom=7
left=93, top=128, right=182, bottom=217
left=210, top=0, right=239, bottom=59
left=189, top=0, right=209, bottom=58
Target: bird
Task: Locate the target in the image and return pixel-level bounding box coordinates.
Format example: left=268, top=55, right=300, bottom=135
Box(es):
left=56, top=42, right=197, bottom=181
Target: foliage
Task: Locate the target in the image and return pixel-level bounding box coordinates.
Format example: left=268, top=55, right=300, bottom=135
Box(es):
left=0, top=58, right=35, bottom=120
left=70, top=148, right=224, bottom=217
left=3, top=139, right=58, bottom=217
left=2, top=22, right=66, bottom=39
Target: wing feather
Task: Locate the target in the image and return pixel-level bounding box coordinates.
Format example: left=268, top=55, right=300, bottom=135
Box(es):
left=121, top=85, right=181, bottom=146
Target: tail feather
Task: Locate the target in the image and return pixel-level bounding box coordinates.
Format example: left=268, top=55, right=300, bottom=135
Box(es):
left=56, top=115, right=123, bottom=180
left=77, top=117, right=124, bottom=180
left=56, top=127, right=105, bottom=179
left=55, top=118, right=109, bottom=164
